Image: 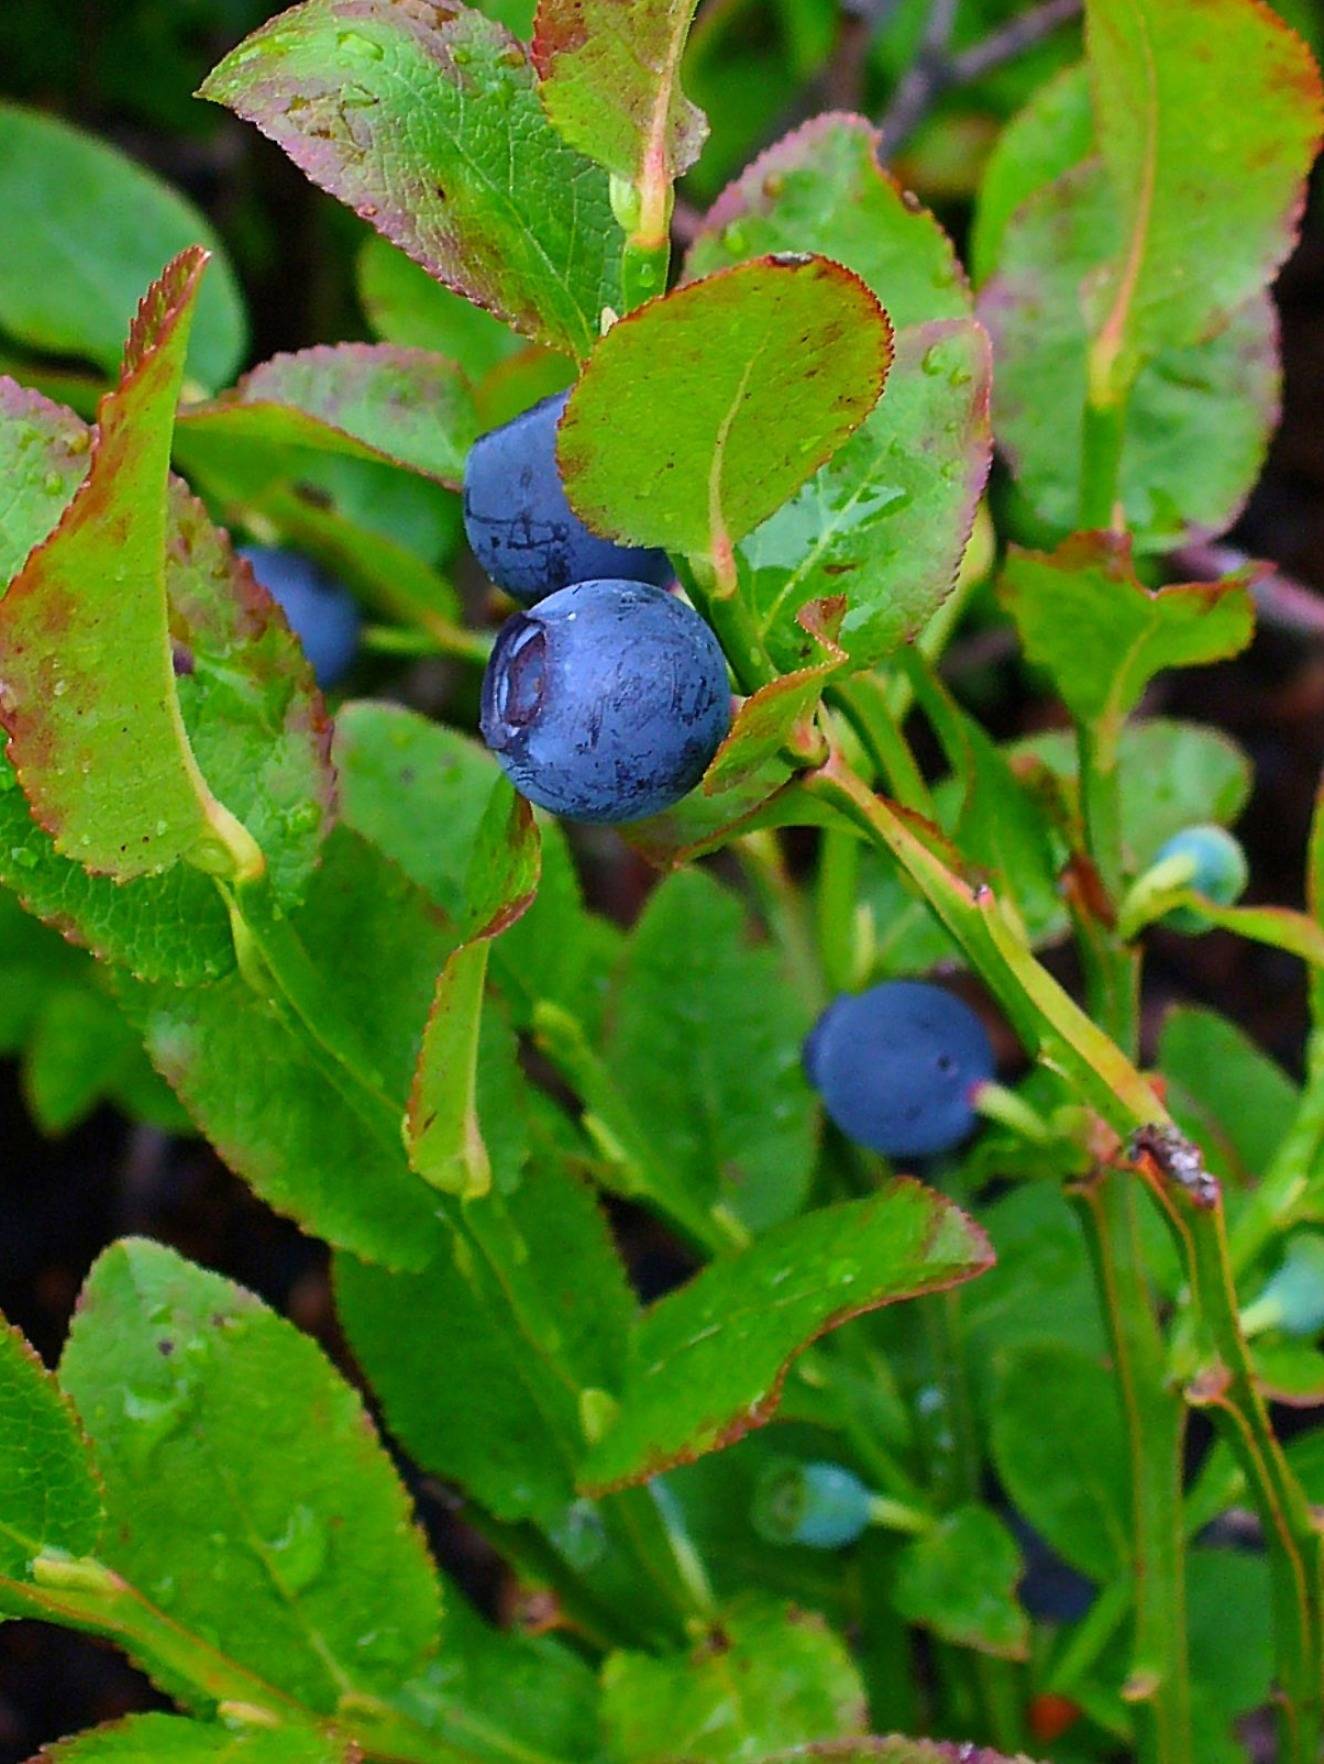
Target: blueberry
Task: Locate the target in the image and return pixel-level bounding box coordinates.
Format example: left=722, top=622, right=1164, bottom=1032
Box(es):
left=480, top=579, right=731, bottom=824
left=463, top=391, right=672, bottom=604
left=804, top=981, right=995, bottom=1159
left=1153, top=824, right=1248, bottom=932
left=752, top=1457, right=875, bottom=1550
left=238, top=545, right=361, bottom=689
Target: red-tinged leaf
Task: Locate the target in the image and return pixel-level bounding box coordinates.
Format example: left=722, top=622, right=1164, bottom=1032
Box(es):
left=578, top=1184, right=993, bottom=1492
left=624, top=771, right=849, bottom=871
left=688, top=112, right=971, bottom=330
left=0, top=251, right=261, bottom=885
left=406, top=780, right=540, bottom=1197
left=1085, top=0, right=1324, bottom=380
left=199, top=0, right=620, bottom=359
left=998, top=532, right=1257, bottom=740
left=532, top=0, right=707, bottom=189
left=558, top=256, right=892, bottom=559
left=176, top=343, right=479, bottom=488
left=979, top=161, right=1283, bottom=551
left=0, top=381, right=334, bottom=984
left=703, top=599, right=844, bottom=796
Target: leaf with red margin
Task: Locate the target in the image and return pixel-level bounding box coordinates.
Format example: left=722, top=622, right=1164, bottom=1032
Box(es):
left=577, top=1183, right=992, bottom=1492
left=406, top=779, right=540, bottom=1197
left=558, top=256, right=891, bottom=559
left=0, top=382, right=334, bottom=984
left=532, top=0, right=706, bottom=188
left=175, top=343, right=478, bottom=488
left=199, top=0, right=619, bottom=360
left=998, top=531, right=1257, bottom=741
left=623, top=771, right=849, bottom=871
left=978, top=162, right=1283, bottom=553
left=686, top=112, right=971, bottom=331
left=1085, top=0, right=1324, bottom=374
left=703, top=599, right=844, bottom=797
left=0, top=251, right=260, bottom=884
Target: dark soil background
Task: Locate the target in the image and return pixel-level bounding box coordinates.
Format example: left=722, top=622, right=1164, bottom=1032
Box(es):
left=1, top=0, right=1322, bottom=1753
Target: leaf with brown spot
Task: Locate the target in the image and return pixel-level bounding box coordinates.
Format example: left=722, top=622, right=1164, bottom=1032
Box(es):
left=532, top=0, right=707, bottom=194
left=199, top=0, right=620, bottom=358
left=0, top=252, right=261, bottom=885
left=578, top=1183, right=992, bottom=1492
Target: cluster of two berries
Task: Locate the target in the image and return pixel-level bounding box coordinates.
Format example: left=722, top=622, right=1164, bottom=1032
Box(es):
left=470, top=396, right=1000, bottom=1161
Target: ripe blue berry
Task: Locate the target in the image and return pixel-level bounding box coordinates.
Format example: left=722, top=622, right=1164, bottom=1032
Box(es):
left=463, top=391, right=672, bottom=604
left=238, top=545, right=361, bottom=689
left=480, top=579, right=731, bottom=824
left=1153, top=824, right=1248, bottom=932
left=804, top=981, right=995, bottom=1159
left=752, top=1458, right=875, bottom=1550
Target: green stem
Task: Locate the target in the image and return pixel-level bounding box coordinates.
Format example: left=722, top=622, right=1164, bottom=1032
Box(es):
left=1136, top=1150, right=1324, bottom=1764
left=688, top=552, right=779, bottom=694
left=816, top=827, right=865, bottom=994
left=1079, top=387, right=1128, bottom=531
left=1070, top=1172, right=1192, bottom=1764
left=830, top=676, right=935, bottom=817
left=1078, top=720, right=1127, bottom=905
left=737, top=829, right=826, bottom=1012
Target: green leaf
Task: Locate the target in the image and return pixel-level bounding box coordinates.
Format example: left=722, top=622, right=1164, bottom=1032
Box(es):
left=999, top=533, right=1256, bottom=739
left=600, top=1595, right=867, bottom=1762
left=0, top=378, right=334, bottom=983
left=405, top=782, right=539, bottom=1196
left=394, top=1590, right=601, bottom=1763
left=687, top=113, right=971, bottom=331
left=336, top=1154, right=633, bottom=1524
left=117, top=829, right=449, bottom=1268
left=1188, top=1546, right=1274, bottom=1719
left=176, top=344, right=479, bottom=488
left=1251, top=1336, right=1324, bottom=1404
left=979, top=164, right=1283, bottom=550
left=991, top=1343, right=1128, bottom=1581
left=1084, top=0, right=1323, bottom=375
left=1159, top=1007, right=1299, bottom=1187
left=59, top=1238, right=442, bottom=1712
left=531, top=0, right=707, bottom=184
left=357, top=234, right=522, bottom=375
left=0, top=103, right=246, bottom=391
left=557, top=256, right=891, bottom=556
left=734, top=320, right=992, bottom=672
left=0, top=1317, right=102, bottom=1587
left=892, top=1506, right=1030, bottom=1660
left=579, top=1186, right=992, bottom=1491
left=971, top=62, right=1093, bottom=285
left=32, top=1715, right=348, bottom=1763
left=0, top=250, right=261, bottom=884
left=606, top=867, right=817, bottom=1234
left=200, top=0, right=620, bottom=359
left=333, top=700, right=606, bottom=1026
left=1006, top=718, right=1253, bottom=869
left=961, top=1183, right=1103, bottom=1365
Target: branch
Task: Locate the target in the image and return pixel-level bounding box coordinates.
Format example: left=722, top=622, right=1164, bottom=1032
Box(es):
left=877, top=0, right=1082, bottom=154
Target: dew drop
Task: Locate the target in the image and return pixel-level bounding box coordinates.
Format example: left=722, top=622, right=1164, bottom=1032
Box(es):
left=9, top=847, right=38, bottom=870
left=336, top=28, right=384, bottom=60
